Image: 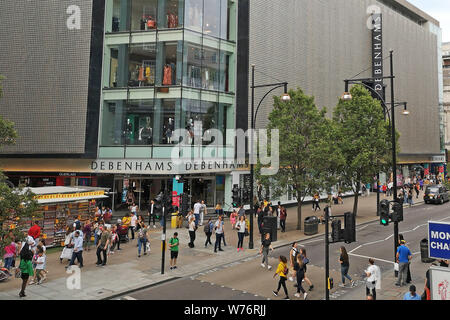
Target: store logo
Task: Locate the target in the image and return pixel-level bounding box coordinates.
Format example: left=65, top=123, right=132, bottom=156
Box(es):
left=66, top=265, right=81, bottom=290
left=66, top=5, right=81, bottom=30
left=366, top=5, right=381, bottom=30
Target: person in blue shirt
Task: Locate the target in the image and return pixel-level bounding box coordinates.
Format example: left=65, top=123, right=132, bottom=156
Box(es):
left=395, top=240, right=412, bottom=287
left=67, top=230, right=84, bottom=268
left=403, top=285, right=421, bottom=300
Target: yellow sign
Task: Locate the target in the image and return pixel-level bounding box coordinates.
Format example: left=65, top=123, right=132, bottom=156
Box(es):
left=34, top=190, right=105, bottom=201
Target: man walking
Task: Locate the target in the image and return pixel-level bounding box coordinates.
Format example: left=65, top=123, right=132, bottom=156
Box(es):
left=396, top=240, right=412, bottom=287
left=214, top=216, right=225, bottom=253
left=365, top=258, right=380, bottom=300
left=238, top=204, right=245, bottom=218
left=193, top=200, right=202, bottom=227
left=199, top=200, right=207, bottom=226
left=279, top=204, right=287, bottom=233
left=96, top=226, right=110, bottom=266
left=68, top=230, right=84, bottom=268
left=148, top=199, right=157, bottom=228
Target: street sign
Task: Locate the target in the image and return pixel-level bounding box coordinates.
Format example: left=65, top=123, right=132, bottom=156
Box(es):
left=430, top=266, right=450, bottom=300
left=428, top=221, right=450, bottom=260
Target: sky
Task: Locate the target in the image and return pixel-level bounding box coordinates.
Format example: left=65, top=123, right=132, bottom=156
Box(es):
left=407, top=0, right=450, bottom=42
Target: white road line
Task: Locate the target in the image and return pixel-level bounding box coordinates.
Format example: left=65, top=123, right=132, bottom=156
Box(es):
left=348, top=253, right=394, bottom=265
left=349, top=245, right=362, bottom=254
left=122, top=296, right=137, bottom=300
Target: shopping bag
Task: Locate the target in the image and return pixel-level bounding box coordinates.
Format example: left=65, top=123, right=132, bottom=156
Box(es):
left=60, top=247, right=74, bottom=260
left=394, top=263, right=399, bottom=271
left=146, top=242, right=151, bottom=253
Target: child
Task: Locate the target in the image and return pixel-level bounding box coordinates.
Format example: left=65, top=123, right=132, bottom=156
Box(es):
left=30, top=247, right=46, bottom=285
left=272, top=255, right=289, bottom=300
left=168, top=232, right=179, bottom=270
left=3, top=240, right=17, bottom=270
left=230, top=210, right=238, bottom=229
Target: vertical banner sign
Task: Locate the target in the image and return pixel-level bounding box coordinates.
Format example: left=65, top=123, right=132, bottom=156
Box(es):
left=372, top=13, right=384, bottom=99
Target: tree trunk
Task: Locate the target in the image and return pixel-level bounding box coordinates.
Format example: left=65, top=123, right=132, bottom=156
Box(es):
left=353, top=181, right=360, bottom=217
left=297, top=200, right=302, bottom=230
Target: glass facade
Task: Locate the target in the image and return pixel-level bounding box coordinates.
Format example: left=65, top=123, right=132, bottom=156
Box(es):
left=101, top=0, right=236, bottom=158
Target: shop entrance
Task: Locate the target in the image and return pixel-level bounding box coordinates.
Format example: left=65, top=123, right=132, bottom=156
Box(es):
left=185, top=177, right=215, bottom=207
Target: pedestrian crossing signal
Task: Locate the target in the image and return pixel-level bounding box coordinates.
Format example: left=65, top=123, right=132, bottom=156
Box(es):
left=379, top=199, right=390, bottom=226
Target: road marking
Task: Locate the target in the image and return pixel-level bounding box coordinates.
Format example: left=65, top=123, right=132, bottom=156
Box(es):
left=122, top=296, right=137, bottom=300
left=349, top=245, right=362, bottom=254
left=348, top=253, right=394, bottom=265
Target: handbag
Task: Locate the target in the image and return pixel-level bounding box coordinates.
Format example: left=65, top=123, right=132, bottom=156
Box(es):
left=60, top=247, right=74, bottom=260
left=244, top=229, right=249, bottom=237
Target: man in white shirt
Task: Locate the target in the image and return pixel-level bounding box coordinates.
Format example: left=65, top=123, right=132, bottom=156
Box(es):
left=148, top=199, right=156, bottom=228
left=214, top=216, right=224, bottom=253
left=365, top=258, right=380, bottom=300
left=193, top=200, right=202, bottom=227
left=68, top=230, right=84, bottom=268
left=199, top=200, right=207, bottom=226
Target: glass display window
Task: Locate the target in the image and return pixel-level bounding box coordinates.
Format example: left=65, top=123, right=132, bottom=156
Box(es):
left=165, top=0, right=183, bottom=29
left=129, top=43, right=157, bottom=87
left=162, top=42, right=180, bottom=86
left=185, top=0, right=203, bottom=33
left=154, top=99, right=176, bottom=145
left=201, top=45, right=220, bottom=90
left=101, top=100, right=127, bottom=146
left=131, top=0, right=158, bottom=31
left=203, top=0, right=220, bottom=37
left=182, top=99, right=219, bottom=145
left=183, top=43, right=203, bottom=88
left=125, top=100, right=155, bottom=145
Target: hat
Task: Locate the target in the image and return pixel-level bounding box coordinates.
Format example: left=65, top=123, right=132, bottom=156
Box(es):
left=401, top=240, right=406, bottom=244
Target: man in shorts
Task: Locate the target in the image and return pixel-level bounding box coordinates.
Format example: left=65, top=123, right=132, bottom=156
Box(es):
left=168, top=232, right=179, bottom=270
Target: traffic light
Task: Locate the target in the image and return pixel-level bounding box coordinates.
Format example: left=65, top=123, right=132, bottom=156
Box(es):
left=331, top=219, right=342, bottom=243
left=391, top=201, right=403, bottom=223
left=344, top=212, right=356, bottom=244
left=379, top=199, right=390, bottom=226
left=181, top=193, right=189, bottom=215
left=242, top=188, right=250, bottom=203
left=232, top=184, right=240, bottom=207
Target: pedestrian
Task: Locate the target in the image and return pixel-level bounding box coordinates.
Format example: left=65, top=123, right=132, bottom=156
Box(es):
left=230, top=209, right=238, bottom=229
left=299, top=248, right=314, bottom=291
left=188, top=217, right=196, bottom=248
left=199, top=200, right=206, bottom=226
left=238, top=204, right=245, bottom=218
left=415, top=183, right=420, bottom=199
left=236, top=215, right=246, bottom=252
left=137, top=222, right=148, bottom=257
left=122, top=213, right=131, bottom=237
left=176, top=209, right=184, bottom=228
left=129, top=212, right=137, bottom=240
left=67, top=230, right=84, bottom=269
left=204, top=218, right=213, bottom=247
left=104, top=207, right=112, bottom=224
left=419, top=178, right=424, bottom=191
left=193, top=200, right=202, bottom=227
left=18, top=237, right=34, bottom=298
left=96, top=226, right=110, bottom=266
left=31, top=247, right=47, bottom=285
left=109, top=224, right=119, bottom=254
left=395, top=240, right=412, bottom=287
left=3, top=237, right=17, bottom=271
left=365, top=258, right=380, bottom=300
left=257, top=205, right=265, bottom=234
left=28, top=221, right=41, bottom=249
left=276, top=201, right=281, bottom=229
left=288, top=242, right=299, bottom=282
left=403, top=285, right=421, bottom=300
left=260, top=233, right=273, bottom=269
left=60, top=226, right=74, bottom=263
left=272, top=255, right=290, bottom=300
left=293, top=254, right=308, bottom=300
left=279, top=204, right=287, bottom=232
left=82, top=219, right=92, bottom=252
left=148, top=199, right=157, bottom=228
left=408, top=190, right=413, bottom=207
left=214, top=215, right=225, bottom=253
left=215, top=203, right=224, bottom=217
left=399, top=234, right=412, bottom=283
left=339, top=246, right=355, bottom=287
left=168, top=232, right=179, bottom=270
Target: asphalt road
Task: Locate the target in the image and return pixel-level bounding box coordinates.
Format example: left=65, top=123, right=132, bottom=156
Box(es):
left=115, top=201, right=450, bottom=300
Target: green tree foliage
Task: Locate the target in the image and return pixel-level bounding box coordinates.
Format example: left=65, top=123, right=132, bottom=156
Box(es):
left=333, top=85, right=396, bottom=216
left=0, top=75, right=38, bottom=255
left=257, top=88, right=344, bottom=230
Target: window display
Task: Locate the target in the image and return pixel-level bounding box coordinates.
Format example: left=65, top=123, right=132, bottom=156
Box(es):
left=185, top=0, right=203, bottom=32
left=131, top=0, right=158, bottom=31
left=129, top=43, right=157, bottom=87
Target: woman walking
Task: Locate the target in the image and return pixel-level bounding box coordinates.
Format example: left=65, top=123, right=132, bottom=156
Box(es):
left=272, top=255, right=290, bottom=300
left=288, top=242, right=299, bottom=282
left=294, top=254, right=308, bottom=299
left=82, top=219, right=92, bottom=252
left=188, top=217, right=196, bottom=248
left=204, top=218, right=213, bottom=247
left=137, top=222, right=149, bottom=257
left=299, top=248, right=314, bottom=291
left=339, top=246, right=355, bottom=287
left=236, top=215, right=246, bottom=252
left=60, top=226, right=74, bottom=263
left=260, top=233, right=273, bottom=269
left=18, top=237, right=34, bottom=298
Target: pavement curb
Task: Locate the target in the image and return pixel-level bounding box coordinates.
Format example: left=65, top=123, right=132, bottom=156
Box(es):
left=101, top=277, right=181, bottom=300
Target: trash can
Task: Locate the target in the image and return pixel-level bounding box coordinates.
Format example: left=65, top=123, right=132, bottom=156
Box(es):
left=171, top=211, right=178, bottom=229
left=420, top=238, right=435, bottom=263
left=262, top=216, right=277, bottom=242
left=304, top=216, right=319, bottom=235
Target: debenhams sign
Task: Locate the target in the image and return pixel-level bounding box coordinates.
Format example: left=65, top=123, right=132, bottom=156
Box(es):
left=91, top=159, right=246, bottom=174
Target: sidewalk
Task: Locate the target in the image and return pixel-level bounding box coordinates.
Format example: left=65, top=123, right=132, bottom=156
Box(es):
left=0, top=190, right=424, bottom=300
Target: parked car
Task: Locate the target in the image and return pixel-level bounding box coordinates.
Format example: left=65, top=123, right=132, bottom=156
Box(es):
left=424, top=185, right=449, bottom=204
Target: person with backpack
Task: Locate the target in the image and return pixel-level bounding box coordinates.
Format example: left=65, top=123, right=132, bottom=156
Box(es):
left=272, top=255, right=290, bottom=300
left=294, top=254, right=308, bottom=299
left=204, top=218, right=213, bottom=248
left=168, top=232, right=179, bottom=270
left=137, top=222, right=149, bottom=257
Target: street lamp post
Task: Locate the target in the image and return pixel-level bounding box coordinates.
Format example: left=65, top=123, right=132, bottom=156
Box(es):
left=343, top=50, right=409, bottom=276
left=249, top=64, right=289, bottom=249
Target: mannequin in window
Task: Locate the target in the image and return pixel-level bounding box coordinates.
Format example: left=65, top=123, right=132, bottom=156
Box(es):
left=165, top=118, right=174, bottom=144
left=124, top=118, right=133, bottom=144
left=139, top=117, right=153, bottom=145
left=163, top=64, right=172, bottom=86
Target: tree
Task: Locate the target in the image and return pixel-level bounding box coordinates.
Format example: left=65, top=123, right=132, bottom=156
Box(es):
left=0, top=76, right=38, bottom=255
left=257, top=88, right=343, bottom=230
left=333, top=85, right=395, bottom=216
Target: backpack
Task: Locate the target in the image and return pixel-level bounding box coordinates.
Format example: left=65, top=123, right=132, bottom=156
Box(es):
left=203, top=223, right=210, bottom=233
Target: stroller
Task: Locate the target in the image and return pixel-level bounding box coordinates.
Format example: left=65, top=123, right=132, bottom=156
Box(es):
left=0, top=267, right=12, bottom=282
left=117, top=224, right=129, bottom=243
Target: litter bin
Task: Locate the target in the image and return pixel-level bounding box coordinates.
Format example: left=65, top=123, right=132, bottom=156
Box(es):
left=420, top=238, right=435, bottom=263
left=304, top=216, right=319, bottom=235
left=262, top=216, right=277, bottom=242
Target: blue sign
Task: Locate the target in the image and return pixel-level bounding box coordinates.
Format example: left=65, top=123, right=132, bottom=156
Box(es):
left=428, top=221, right=450, bottom=260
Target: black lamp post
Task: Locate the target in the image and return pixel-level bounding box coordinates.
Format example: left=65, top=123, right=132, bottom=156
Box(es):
left=342, top=50, right=409, bottom=275
left=249, top=64, right=289, bottom=249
